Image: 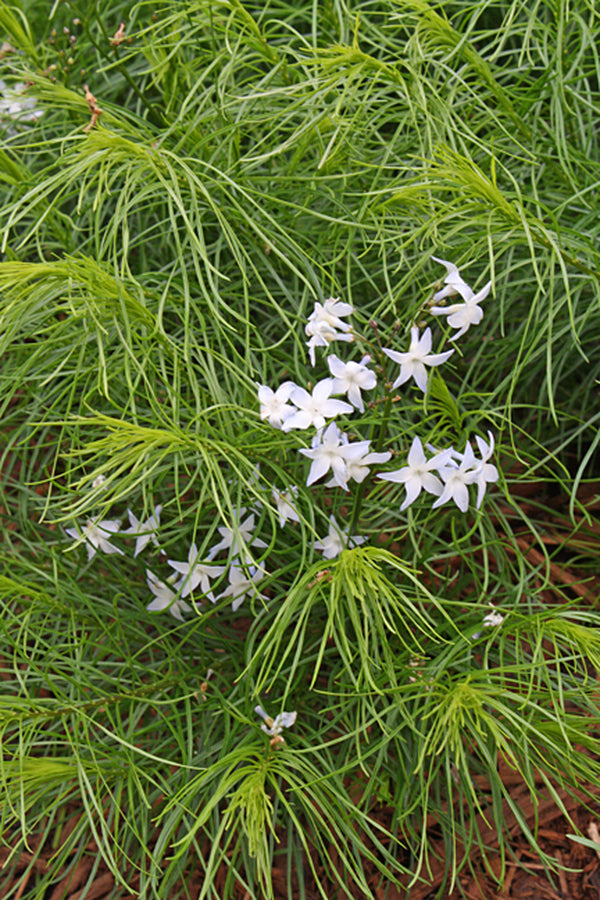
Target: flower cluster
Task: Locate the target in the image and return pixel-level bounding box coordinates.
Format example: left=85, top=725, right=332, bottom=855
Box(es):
left=66, top=257, right=498, bottom=624
left=66, top=502, right=269, bottom=621
left=65, top=505, right=163, bottom=562
left=379, top=433, right=498, bottom=513
left=257, top=257, right=499, bottom=549
left=258, top=297, right=392, bottom=553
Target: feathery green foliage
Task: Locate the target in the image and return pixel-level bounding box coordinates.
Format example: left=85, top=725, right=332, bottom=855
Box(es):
left=1, top=0, right=600, bottom=897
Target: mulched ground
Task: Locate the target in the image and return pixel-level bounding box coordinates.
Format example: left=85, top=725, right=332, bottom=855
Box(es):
left=399, top=778, right=600, bottom=900
left=5, top=793, right=600, bottom=900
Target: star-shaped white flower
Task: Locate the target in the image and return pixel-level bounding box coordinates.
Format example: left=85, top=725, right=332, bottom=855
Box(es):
left=309, top=297, right=354, bottom=330
left=305, top=298, right=354, bottom=366
left=327, top=354, right=377, bottom=413
left=383, top=326, right=454, bottom=393
left=209, top=507, right=267, bottom=559
left=218, top=565, right=267, bottom=611
left=430, top=280, right=491, bottom=341
left=299, top=423, right=360, bottom=489
left=313, top=514, right=365, bottom=559
left=254, top=705, right=297, bottom=738
left=167, top=543, right=226, bottom=600
left=324, top=435, right=391, bottom=489
left=432, top=443, right=479, bottom=512
left=146, top=570, right=191, bottom=622
left=65, top=518, right=123, bottom=560
left=431, top=256, right=474, bottom=302
left=305, top=321, right=349, bottom=367
left=257, top=381, right=297, bottom=428
left=272, top=486, right=300, bottom=527
left=346, top=449, right=392, bottom=485
left=125, top=505, right=162, bottom=557
left=282, top=379, right=353, bottom=432
left=378, top=437, right=454, bottom=510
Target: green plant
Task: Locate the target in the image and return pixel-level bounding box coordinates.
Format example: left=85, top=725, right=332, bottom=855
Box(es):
left=1, top=1, right=600, bottom=897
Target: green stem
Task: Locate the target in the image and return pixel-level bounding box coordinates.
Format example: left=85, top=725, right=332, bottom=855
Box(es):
left=348, top=385, right=394, bottom=539
left=373, top=390, right=394, bottom=455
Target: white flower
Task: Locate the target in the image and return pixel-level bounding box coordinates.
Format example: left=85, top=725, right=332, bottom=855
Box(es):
left=482, top=607, right=504, bottom=628
left=0, top=80, right=43, bottom=127
left=146, top=570, right=191, bottom=622
left=322, top=297, right=354, bottom=318
left=282, top=379, right=353, bottom=432
left=383, top=326, right=454, bottom=393
left=323, top=433, right=391, bottom=489
left=167, top=543, right=226, bottom=600
left=305, top=322, right=345, bottom=367
left=431, top=256, right=474, bottom=302
left=257, top=382, right=297, bottom=428
left=327, top=354, right=377, bottom=413
left=342, top=442, right=392, bottom=485
left=218, top=565, right=267, bottom=612
left=125, top=505, right=162, bottom=557
left=430, top=280, right=491, bottom=341
left=209, top=507, right=267, bottom=559
left=313, top=514, right=365, bottom=559
left=379, top=437, right=453, bottom=510
left=65, top=518, right=123, bottom=560
left=432, top=443, right=479, bottom=512
left=424, top=432, right=498, bottom=511
left=254, top=705, right=297, bottom=738
left=305, top=298, right=354, bottom=366
left=473, top=431, right=499, bottom=508
left=272, top=486, right=300, bottom=527
left=309, top=297, right=354, bottom=330
left=299, top=423, right=359, bottom=489
left=91, top=474, right=107, bottom=490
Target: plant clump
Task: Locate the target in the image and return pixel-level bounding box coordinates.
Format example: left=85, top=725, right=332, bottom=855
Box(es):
left=1, top=1, right=600, bottom=898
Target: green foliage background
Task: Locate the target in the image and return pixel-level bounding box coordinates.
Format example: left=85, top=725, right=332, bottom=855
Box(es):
left=1, top=0, right=600, bottom=897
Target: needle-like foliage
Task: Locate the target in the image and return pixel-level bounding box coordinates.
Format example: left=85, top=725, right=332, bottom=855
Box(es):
left=1, top=0, right=600, bottom=897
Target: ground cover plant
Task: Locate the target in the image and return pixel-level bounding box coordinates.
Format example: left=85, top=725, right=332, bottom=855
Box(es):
left=1, top=0, right=600, bottom=897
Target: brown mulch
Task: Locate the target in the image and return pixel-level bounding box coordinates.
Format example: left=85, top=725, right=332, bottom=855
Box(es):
left=397, top=777, right=600, bottom=900
left=4, top=792, right=600, bottom=899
